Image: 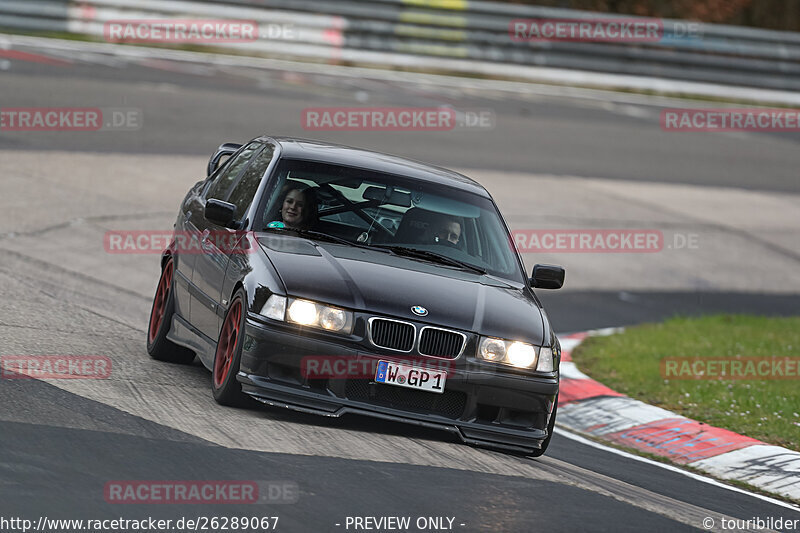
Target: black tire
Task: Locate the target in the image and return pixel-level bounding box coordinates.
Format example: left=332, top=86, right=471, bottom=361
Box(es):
left=146, top=257, right=196, bottom=364
left=529, top=396, right=558, bottom=458
left=211, top=289, right=252, bottom=407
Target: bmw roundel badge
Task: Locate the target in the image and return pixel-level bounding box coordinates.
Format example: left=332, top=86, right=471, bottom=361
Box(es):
left=411, top=305, right=428, bottom=316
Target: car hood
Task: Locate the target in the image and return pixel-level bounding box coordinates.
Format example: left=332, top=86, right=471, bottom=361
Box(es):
left=258, top=235, right=545, bottom=344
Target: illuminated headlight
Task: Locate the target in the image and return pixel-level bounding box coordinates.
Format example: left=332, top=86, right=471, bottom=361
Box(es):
left=477, top=337, right=554, bottom=371
left=288, top=299, right=318, bottom=325
left=507, top=342, right=536, bottom=368
left=286, top=298, right=352, bottom=334
left=260, top=295, right=286, bottom=321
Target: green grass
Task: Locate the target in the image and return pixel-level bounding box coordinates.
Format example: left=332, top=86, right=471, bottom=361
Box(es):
left=571, top=315, right=800, bottom=452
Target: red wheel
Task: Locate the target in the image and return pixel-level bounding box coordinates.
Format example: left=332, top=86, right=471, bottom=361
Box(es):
left=213, top=299, right=241, bottom=388
left=146, top=257, right=195, bottom=364
left=148, top=260, right=173, bottom=344
left=211, top=289, right=251, bottom=406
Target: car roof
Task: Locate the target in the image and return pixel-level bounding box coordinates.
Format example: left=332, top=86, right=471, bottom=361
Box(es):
left=256, top=136, right=490, bottom=198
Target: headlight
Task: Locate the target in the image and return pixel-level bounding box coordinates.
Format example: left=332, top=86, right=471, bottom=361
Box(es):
left=477, top=337, right=554, bottom=371
left=319, top=307, right=347, bottom=331
left=286, top=298, right=353, bottom=334
left=479, top=337, right=507, bottom=362
left=288, top=299, right=318, bottom=325
left=507, top=342, right=536, bottom=367
left=259, top=296, right=352, bottom=334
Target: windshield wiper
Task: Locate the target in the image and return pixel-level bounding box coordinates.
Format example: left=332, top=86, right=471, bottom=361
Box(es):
left=373, top=246, right=486, bottom=274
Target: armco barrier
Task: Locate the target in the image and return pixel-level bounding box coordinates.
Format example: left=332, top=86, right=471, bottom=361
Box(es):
left=2, top=0, right=800, bottom=92
left=0, top=0, right=70, bottom=33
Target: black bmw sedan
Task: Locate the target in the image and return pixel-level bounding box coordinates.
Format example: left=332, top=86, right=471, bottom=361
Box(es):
left=147, top=137, right=565, bottom=456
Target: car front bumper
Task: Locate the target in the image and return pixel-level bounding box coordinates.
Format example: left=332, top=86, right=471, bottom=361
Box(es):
left=238, top=316, right=559, bottom=454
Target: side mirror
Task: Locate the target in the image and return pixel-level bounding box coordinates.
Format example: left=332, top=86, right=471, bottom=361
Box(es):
left=530, top=264, right=565, bottom=290
left=205, top=199, right=237, bottom=227
left=207, top=142, right=242, bottom=176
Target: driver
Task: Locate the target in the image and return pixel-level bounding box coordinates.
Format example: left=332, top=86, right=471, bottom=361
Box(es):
left=272, top=183, right=318, bottom=230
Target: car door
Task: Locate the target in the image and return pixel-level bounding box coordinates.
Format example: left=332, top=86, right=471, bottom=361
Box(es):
left=171, top=179, right=208, bottom=322
left=189, top=142, right=262, bottom=340
left=192, top=142, right=278, bottom=342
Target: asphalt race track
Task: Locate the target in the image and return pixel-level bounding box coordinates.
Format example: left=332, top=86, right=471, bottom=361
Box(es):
left=1, top=39, right=799, bottom=532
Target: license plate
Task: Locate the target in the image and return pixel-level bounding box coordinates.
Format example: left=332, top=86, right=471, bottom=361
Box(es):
left=374, top=360, right=446, bottom=394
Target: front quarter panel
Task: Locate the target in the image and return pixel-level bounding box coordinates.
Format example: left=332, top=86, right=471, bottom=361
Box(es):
left=221, top=239, right=286, bottom=326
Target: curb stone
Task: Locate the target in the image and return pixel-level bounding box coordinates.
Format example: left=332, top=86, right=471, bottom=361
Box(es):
left=556, top=329, right=800, bottom=503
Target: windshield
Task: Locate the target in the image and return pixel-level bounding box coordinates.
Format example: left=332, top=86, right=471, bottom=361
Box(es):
left=258, top=159, right=524, bottom=282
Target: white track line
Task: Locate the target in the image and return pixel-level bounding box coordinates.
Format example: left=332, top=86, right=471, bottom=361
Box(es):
left=555, top=427, right=800, bottom=512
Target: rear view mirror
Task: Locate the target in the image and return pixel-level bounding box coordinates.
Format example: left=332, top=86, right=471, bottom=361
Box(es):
left=530, top=264, right=565, bottom=290
left=207, top=142, right=242, bottom=176
left=363, top=186, right=412, bottom=207
left=205, top=199, right=237, bottom=227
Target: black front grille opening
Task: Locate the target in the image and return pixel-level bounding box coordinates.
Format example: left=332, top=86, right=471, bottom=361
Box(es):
left=419, top=329, right=463, bottom=358
left=266, top=363, right=303, bottom=385
left=370, top=320, right=415, bottom=351
left=345, top=380, right=466, bottom=419
left=497, top=408, right=544, bottom=429
left=474, top=404, right=545, bottom=430
left=475, top=403, right=501, bottom=424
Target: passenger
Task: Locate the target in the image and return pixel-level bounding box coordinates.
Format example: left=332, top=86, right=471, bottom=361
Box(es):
left=274, top=183, right=318, bottom=230
left=433, top=218, right=462, bottom=247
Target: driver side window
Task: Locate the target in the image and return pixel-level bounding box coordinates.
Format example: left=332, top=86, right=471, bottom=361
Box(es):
left=206, top=142, right=261, bottom=201
left=227, top=144, right=275, bottom=219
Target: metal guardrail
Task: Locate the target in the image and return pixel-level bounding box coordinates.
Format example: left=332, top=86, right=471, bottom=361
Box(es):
left=2, top=0, right=800, bottom=92
left=0, top=0, right=70, bottom=33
